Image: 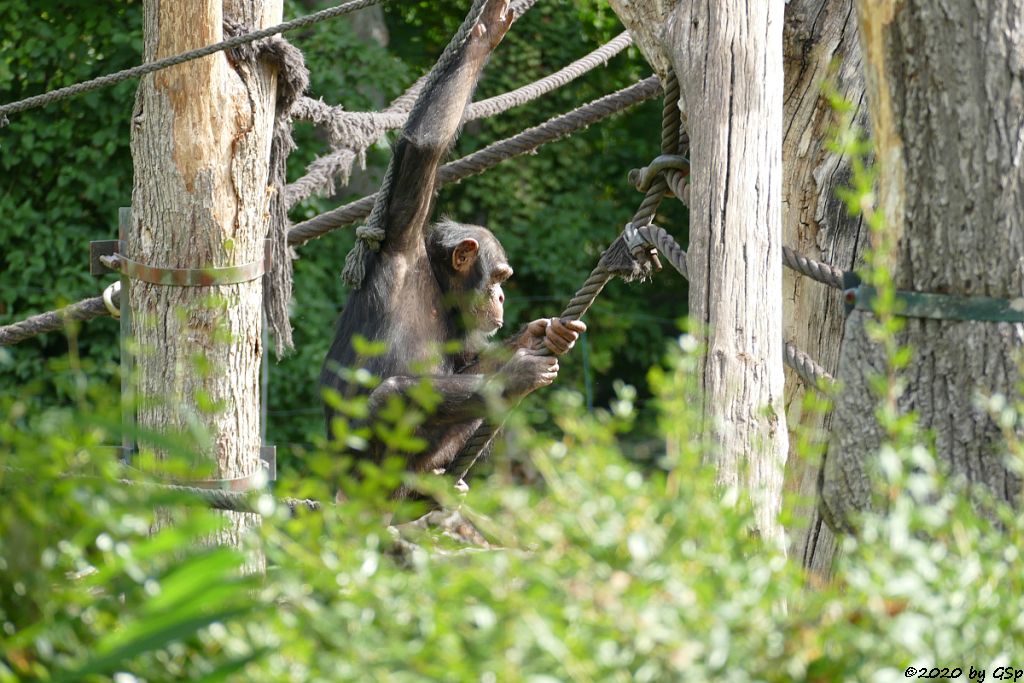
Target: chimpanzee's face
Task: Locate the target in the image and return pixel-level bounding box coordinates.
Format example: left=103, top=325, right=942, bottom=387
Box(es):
left=473, top=262, right=512, bottom=335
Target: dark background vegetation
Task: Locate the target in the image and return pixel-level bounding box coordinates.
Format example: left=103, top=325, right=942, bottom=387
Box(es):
left=0, top=0, right=686, bottom=459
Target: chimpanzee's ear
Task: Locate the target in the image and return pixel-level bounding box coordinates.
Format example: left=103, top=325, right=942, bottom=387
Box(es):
left=452, top=239, right=479, bottom=273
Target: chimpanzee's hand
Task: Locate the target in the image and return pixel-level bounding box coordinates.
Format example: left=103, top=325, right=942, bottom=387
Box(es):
left=524, top=318, right=587, bottom=355
left=475, top=0, right=513, bottom=50
left=498, top=347, right=559, bottom=398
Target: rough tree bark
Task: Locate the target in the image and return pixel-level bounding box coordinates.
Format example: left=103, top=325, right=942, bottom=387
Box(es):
left=820, top=0, right=1024, bottom=529
left=129, top=0, right=281, bottom=555
left=779, top=0, right=869, bottom=576
left=608, top=0, right=790, bottom=547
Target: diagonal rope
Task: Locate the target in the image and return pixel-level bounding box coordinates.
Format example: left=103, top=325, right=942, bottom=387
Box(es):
left=636, top=225, right=835, bottom=389
left=0, top=0, right=388, bottom=125
left=0, top=293, right=116, bottom=346
left=285, top=33, right=635, bottom=208
left=657, top=174, right=845, bottom=290
left=287, top=75, right=663, bottom=247
left=781, top=245, right=845, bottom=289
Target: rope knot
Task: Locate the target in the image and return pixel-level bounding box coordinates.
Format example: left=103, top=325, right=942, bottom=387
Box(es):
left=341, top=220, right=387, bottom=288
left=354, top=222, right=386, bottom=248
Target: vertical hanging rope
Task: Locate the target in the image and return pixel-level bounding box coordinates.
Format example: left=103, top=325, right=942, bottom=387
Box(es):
left=253, top=33, right=310, bottom=356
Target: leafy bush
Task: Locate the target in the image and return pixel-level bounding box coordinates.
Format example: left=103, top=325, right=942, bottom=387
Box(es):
left=3, top=340, right=1023, bottom=682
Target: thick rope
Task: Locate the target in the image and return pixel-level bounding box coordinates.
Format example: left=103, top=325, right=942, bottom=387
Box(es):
left=243, top=30, right=310, bottom=357
left=621, top=70, right=683, bottom=279
left=0, top=0, right=388, bottom=125
left=469, top=32, right=633, bottom=119
left=341, top=0, right=493, bottom=288
left=123, top=479, right=323, bottom=514
left=286, top=33, right=635, bottom=208
left=287, top=76, right=663, bottom=247
left=658, top=178, right=845, bottom=290
left=784, top=341, right=835, bottom=390
left=637, top=224, right=836, bottom=388
left=781, top=245, right=845, bottom=289
left=0, top=294, right=116, bottom=346
left=509, top=0, right=540, bottom=15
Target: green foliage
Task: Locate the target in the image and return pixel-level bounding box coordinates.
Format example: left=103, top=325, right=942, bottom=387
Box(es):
left=0, top=0, right=140, bottom=399
left=4, top=342, right=1024, bottom=682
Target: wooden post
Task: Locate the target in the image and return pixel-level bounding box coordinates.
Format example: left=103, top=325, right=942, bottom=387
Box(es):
left=129, top=0, right=283, bottom=557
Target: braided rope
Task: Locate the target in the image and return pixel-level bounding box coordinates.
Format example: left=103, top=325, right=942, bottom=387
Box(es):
left=296, top=33, right=633, bottom=129
left=784, top=342, right=835, bottom=390
left=0, top=293, right=116, bottom=347
left=466, top=32, right=633, bottom=119
left=286, top=33, right=633, bottom=210
left=130, top=479, right=323, bottom=514
left=628, top=72, right=682, bottom=228
left=509, top=0, right=540, bottom=15
left=640, top=225, right=836, bottom=388
left=637, top=225, right=687, bottom=279
left=287, top=76, right=663, bottom=247
left=781, top=245, right=845, bottom=289
left=0, top=0, right=388, bottom=124
left=655, top=155, right=843, bottom=291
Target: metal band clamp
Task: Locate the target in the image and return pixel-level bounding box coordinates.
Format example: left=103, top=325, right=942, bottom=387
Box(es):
left=97, top=239, right=272, bottom=287
left=622, top=222, right=662, bottom=271
left=844, top=272, right=1024, bottom=322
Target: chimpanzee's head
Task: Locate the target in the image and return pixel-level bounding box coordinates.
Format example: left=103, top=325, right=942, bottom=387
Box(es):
left=427, top=219, right=513, bottom=336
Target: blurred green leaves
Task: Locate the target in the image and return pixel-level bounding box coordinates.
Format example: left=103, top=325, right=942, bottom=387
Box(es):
left=5, top=341, right=1024, bottom=681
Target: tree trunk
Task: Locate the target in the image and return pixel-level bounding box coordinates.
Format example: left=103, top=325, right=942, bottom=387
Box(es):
left=673, top=1, right=788, bottom=548
left=820, top=0, right=1024, bottom=529
left=129, top=0, right=281, bottom=557
left=608, top=0, right=789, bottom=547
left=780, top=0, right=869, bottom=576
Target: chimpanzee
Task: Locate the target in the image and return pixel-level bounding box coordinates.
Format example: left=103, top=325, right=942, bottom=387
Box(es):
left=319, top=0, right=585, bottom=491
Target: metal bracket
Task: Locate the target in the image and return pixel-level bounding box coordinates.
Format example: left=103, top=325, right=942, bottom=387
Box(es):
left=261, top=444, right=277, bottom=482
left=622, top=222, right=647, bottom=254
left=93, top=239, right=272, bottom=286
left=622, top=222, right=662, bottom=271
left=90, top=239, right=120, bottom=276
left=96, top=209, right=278, bottom=491
left=844, top=272, right=1024, bottom=322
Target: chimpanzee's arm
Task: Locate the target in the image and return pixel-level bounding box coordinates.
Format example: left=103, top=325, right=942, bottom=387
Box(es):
left=380, top=0, right=513, bottom=255
left=370, top=348, right=559, bottom=425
